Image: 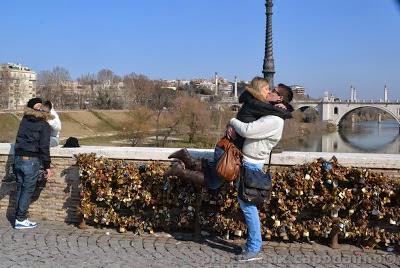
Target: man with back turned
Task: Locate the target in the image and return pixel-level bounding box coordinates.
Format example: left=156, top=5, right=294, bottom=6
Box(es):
left=13, top=97, right=52, bottom=229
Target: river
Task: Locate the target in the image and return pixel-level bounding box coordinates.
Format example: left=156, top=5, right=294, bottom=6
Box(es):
left=284, top=120, right=400, bottom=154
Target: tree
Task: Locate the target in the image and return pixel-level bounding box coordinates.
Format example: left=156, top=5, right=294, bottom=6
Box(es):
left=157, top=110, right=181, bottom=147
left=148, top=84, right=177, bottom=145
left=37, top=70, right=53, bottom=101
left=51, top=66, right=71, bottom=83
left=93, top=69, right=123, bottom=109
left=77, top=73, right=97, bottom=109
left=123, top=106, right=154, bottom=146
left=37, top=66, right=71, bottom=109
left=174, top=96, right=211, bottom=143
left=96, top=69, right=120, bottom=84
left=123, top=73, right=156, bottom=107
left=51, top=66, right=71, bottom=109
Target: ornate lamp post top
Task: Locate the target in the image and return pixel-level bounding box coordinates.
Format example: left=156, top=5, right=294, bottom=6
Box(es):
left=262, top=0, right=275, bottom=89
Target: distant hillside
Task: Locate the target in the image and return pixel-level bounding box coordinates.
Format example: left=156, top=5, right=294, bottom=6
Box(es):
left=0, top=110, right=137, bottom=144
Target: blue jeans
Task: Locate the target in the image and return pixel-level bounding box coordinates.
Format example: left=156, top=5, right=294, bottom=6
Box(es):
left=205, top=146, right=225, bottom=190
left=238, top=161, right=263, bottom=253
left=14, top=156, right=41, bottom=221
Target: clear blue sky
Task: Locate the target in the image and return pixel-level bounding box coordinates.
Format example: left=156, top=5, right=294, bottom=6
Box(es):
left=1, top=0, right=399, bottom=100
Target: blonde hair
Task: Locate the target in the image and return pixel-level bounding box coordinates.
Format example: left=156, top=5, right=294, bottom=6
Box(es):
left=245, top=76, right=270, bottom=102
left=250, top=76, right=269, bottom=94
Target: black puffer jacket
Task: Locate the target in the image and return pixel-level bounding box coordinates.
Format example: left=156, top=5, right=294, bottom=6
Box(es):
left=233, top=88, right=293, bottom=149
left=14, top=108, right=53, bottom=169
left=236, top=90, right=293, bottom=123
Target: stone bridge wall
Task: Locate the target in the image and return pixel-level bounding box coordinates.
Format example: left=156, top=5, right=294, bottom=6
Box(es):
left=0, top=143, right=399, bottom=224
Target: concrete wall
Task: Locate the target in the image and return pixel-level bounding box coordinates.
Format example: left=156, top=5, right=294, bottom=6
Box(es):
left=1, top=143, right=399, bottom=224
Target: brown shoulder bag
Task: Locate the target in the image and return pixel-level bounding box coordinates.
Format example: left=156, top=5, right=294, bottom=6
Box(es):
left=215, top=137, right=242, bottom=182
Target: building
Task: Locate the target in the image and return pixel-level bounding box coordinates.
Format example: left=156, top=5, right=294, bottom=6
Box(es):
left=191, top=79, right=216, bottom=93
left=290, top=85, right=305, bottom=96
left=0, top=63, right=37, bottom=110
left=218, top=82, right=233, bottom=96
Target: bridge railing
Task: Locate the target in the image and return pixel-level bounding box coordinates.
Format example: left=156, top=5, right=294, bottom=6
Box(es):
left=293, top=99, right=400, bottom=104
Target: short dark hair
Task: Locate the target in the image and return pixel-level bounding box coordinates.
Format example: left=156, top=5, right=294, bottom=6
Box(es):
left=27, top=97, right=42, bottom=109
left=277, top=83, right=293, bottom=104
left=43, top=100, right=53, bottom=110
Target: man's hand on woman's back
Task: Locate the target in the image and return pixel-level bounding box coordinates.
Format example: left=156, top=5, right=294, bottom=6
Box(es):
left=274, top=103, right=287, bottom=110
left=225, top=125, right=237, bottom=140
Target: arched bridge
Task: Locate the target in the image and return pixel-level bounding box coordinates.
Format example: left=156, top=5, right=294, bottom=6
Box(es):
left=215, top=97, right=400, bottom=126
left=292, top=100, right=400, bottom=126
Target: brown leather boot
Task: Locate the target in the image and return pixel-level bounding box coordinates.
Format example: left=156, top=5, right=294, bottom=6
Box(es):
left=165, top=161, right=205, bottom=186
left=164, top=161, right=185, bottom=178
left=168, top=148, right=202, bottom=171
left=180, top=169, right=205, bottom=186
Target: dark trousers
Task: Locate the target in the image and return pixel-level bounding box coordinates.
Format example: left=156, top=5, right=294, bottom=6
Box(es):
left=14, top=156, right=40, bottom=221
left=204, top=146, right=225, bottom=190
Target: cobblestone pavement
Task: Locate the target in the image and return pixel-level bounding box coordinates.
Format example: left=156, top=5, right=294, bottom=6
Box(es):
left=0, top=219, right=398, bottom=268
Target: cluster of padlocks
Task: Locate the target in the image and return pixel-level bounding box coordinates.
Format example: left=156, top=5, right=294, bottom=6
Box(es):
left=77, top=154, right=399, bottom=249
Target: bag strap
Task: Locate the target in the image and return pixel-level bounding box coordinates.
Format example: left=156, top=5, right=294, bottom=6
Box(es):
left=217, top=136, right=242, bottom=157
left=266, top=150, right=273, bottom=173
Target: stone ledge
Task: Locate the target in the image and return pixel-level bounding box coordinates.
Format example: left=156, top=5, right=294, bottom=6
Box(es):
left=1, top=143, right=400, bottom=169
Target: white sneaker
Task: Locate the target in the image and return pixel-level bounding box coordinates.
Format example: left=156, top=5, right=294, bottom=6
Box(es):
left=14, top=219, right=38, bottom=229
left=235, top=250, right=263, bottom=262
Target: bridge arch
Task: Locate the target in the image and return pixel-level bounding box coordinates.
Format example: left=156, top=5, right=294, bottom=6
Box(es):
left=335, top=105, right=400, bottom=126
left=292, top=105, right=320, bottom=123
left=292, top=103, right=319, bottom=112
left=294, top=105, right=319, bottom=112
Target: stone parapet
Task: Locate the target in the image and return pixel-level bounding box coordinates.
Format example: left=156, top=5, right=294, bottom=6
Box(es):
left=1, top=143, right=399, bottom=168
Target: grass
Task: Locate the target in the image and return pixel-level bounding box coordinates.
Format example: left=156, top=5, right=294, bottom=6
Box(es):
left=58, top=113, right=96, bottom=139
left=89, top=110, right=122, bottom=131
left=78, top=134, right=130, bottom=146
left=90, top=110, right=135, bottom=131
left=60, top=111, right=115, bottom=133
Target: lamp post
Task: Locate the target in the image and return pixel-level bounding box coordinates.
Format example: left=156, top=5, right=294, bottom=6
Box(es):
left=234, top=76, right=238, bottom=99
left=262, top=0, right=275, bottom=89
left=215, top=72, right=219, bottom=96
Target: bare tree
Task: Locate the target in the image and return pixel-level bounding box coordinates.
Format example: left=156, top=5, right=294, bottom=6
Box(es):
left=78, top=73, right=97, bottom=108
left=158, top=109, right=182, bottom=147
left=37, top=70, right=53, bottom=101
left=37, top=66, right=71, bottom=109
left=92, top=69, right=123, bottom=109
left=174, top=96, right=211, bottom=144
left=123, top=73, right=155, bottom=107
left=51, top=66, right=71, bottom=83
left=97, top=69, right=120, bottom=84
left=148, top=84, right=177, bottom=145
left=123, top=106, right=154, bottom=146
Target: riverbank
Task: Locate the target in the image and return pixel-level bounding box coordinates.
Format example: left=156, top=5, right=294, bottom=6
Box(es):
left=1, top=110, right=332, bottom=149
left=281, top=118, right=336, bottom=148
left=3, top=110, right=397, bottom=154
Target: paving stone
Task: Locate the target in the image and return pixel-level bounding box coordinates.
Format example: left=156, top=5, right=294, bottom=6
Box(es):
left=0, top=218, right=398, bottom=267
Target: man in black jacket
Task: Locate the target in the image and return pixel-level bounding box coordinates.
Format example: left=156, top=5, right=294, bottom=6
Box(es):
left=13, top=97, right=52, bottom=229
